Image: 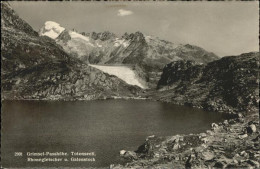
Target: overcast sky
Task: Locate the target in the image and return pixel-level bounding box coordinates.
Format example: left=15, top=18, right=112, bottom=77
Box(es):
left=9, top=1, right=259, bottom=57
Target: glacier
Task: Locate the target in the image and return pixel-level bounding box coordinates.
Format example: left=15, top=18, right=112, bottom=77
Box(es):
left=89, top=64, right=147, bottom=89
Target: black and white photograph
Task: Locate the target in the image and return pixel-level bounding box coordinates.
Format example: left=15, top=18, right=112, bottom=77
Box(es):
left=1, top=1, right=259, bottom=168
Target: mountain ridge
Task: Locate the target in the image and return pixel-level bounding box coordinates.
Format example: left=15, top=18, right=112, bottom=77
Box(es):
left=39, top=21, right=219, bottom=64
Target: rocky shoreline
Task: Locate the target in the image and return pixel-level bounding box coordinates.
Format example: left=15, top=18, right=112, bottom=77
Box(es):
left=112, top=111, right=259, bottom=168
left=1, top=95, right=147, bottom=102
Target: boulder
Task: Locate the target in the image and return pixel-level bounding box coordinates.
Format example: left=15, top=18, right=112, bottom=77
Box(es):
left=202, top=151, right=215, bottom=161
left=199, top=133, right=207, bottom=138
left=206, top=130, right=214, bottom=136
left=239, top=134, right=248, bottom=139
left=148, top=135, right=155, bottom=138
left=246, top=124, right=257, bottom=134
left=252, top=135, right=259, bottom=142
left=201, top=137, right=209, bottom=143
left=124, top=151, right=137, bottom=160
left=238, top=113, right=244, bottom=118
left=223, top=120, right=229, bottom=126
left=240, top=151, right=248, bottom=157
left=120, top=150, right=126, bottom=156
left=173, top=143, right=181, bottom=150
left=211, top=123, right=219, bottom=131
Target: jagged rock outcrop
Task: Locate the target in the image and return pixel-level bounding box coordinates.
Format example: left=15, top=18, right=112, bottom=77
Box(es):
left=89, top=31, right=117, bottom=41
left=154, top=52, right=259, bottom=114
left=1, top=2, right=141, bottom=100
left=157, top=60, right=203, bottom=88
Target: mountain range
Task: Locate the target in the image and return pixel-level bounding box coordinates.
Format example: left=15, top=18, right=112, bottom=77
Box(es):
left=39, top=21, right=219, bottom=88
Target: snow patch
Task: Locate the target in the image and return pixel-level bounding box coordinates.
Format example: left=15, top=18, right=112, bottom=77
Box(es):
left=69, top=31, right=94, bottom=47
left=114, top=38, right=129, bottom=47
left=89, top=64, right=146, bottom=89
left=96, top=43, right=102, bottom=47
left=145, top=35, right=152, bottom=43
left=40, top=21, right=65, bottom=39
left=70, top=32, right=90, bottom=41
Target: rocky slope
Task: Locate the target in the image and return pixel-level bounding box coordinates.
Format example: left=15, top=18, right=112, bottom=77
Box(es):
left=1, top=2, right=141, bottom=100
left=151, top=52, right=259, bottom=114
left=39, top=22, right=219, bottom=88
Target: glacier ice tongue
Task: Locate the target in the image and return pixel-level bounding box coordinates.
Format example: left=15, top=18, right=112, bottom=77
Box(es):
left=89, top=64, right=147, bottom=89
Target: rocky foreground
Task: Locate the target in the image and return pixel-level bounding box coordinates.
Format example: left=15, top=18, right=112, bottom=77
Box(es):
left=113, top=112, right=259, bottom=168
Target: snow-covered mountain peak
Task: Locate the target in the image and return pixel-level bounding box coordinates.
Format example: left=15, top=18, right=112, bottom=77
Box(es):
left=39, top=21, right=65, bottom=39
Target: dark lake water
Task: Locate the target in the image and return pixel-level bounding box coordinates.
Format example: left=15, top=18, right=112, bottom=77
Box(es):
left=1, top=100, right=228, bottom=168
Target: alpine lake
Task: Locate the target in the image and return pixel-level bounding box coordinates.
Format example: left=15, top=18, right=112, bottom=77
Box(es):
left=1, top=99, right=229, bottom=167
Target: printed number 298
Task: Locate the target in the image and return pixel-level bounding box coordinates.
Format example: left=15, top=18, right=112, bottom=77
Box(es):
left=15, top=152, right=23, bottom=156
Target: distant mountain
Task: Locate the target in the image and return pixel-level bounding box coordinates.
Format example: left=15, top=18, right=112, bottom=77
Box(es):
left=1, top=2, right=140, bottom=100
left=39, top=21, right=65, bottom=39
left=154, top=52, right=259, bottom=114
left=39, top=21, right=220, bottom=88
